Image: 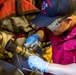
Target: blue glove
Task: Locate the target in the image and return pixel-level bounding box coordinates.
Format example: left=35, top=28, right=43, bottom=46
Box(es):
left=24, top=34, right=40, bottom=47
left=28, top=56, right=49, bottom=73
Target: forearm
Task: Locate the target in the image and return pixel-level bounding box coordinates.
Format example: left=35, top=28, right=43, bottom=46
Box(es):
left=47, top=63, right=76, bottom=75
left=36, top=30, right=45, bottom=41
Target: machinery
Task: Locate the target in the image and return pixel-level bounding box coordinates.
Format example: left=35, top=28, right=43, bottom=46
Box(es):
left=0, top=1, right=52, bottom=75
left=5, top=39, right=44, bottom=75
left=5, top=39, right=44, bottom=59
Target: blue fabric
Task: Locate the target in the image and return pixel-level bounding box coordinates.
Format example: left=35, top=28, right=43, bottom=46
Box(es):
left=32, top=13, right=58, bottom=27
left=32, top=0, right=76, bottom=27
left=12, top=54, right=31, bottom=75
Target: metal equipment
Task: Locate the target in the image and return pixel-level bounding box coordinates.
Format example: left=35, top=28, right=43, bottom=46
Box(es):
left=5, top=39, right=44, bottom=59
left=5, top=39, right=44, bottom=75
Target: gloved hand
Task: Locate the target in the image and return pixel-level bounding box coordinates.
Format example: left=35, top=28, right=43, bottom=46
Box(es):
left=28, top=56, right=49, bottom=73
left=24, top=34, right=40, bottom=47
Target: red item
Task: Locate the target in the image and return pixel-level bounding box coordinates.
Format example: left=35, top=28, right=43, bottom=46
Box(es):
left=0, top=0, right=6, bottom=5
left=13, top=33, right=26, bottom=38
left=0, top=0, right=39, bottom=20
left=38, top=25, right=76, bottom=75
left=26, top=0, right=32, bottom=4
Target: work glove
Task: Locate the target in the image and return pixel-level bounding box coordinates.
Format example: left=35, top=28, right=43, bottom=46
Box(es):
left=24, top=34, right=40, bottom=47
left=28, top=56, right=49, bottom=73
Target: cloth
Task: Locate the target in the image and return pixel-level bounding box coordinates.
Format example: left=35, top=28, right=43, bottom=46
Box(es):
left=0, top=60, right=24, bottom=75
left=26, top=0, right=32, bottom=3
left=39, top=24, right=76, bottom=75
left=32, top=0, right=76, bottom=27
left=0, top=0, right=6, bottom=5
left=11, top=54, right=31, bottom=75
left=0, top=0, right=39, bottom=20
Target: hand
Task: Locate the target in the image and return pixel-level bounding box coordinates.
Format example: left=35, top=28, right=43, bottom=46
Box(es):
left=24, top=34, right=40, bottom=47
left=28, top=56, right=49, bottom=72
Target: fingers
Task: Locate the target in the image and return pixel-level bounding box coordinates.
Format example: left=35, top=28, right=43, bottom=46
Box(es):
left=24, top=37, right=35, bottom=47
left=24, top=34, right=39, bottom=47
left=24, top=41, right=33, bottom=47
left=24, top=39, right=38, bottom=47
left=31, top=39, right=38, bottom=47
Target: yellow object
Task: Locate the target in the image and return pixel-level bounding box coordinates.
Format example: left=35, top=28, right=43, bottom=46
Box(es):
left=43, top=45, right=53, bottom=63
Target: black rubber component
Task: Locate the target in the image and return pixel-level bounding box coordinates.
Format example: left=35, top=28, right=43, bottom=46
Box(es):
left=5, top=39, right=18, bottom=53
